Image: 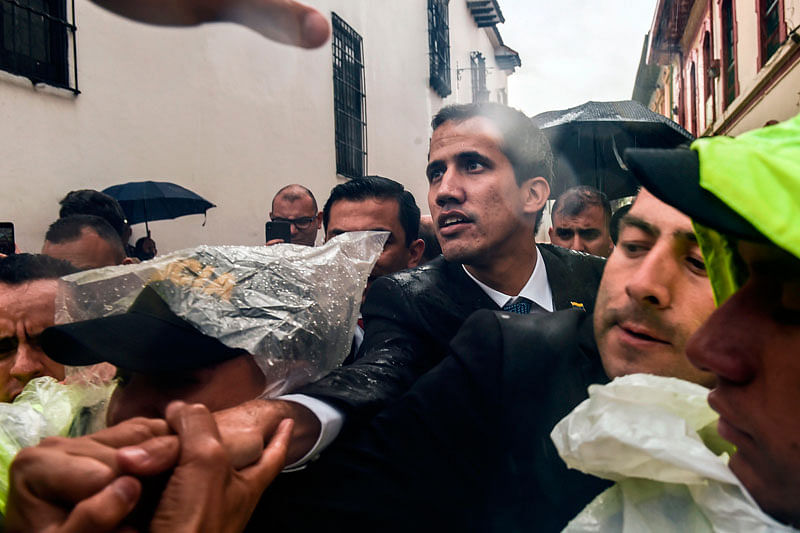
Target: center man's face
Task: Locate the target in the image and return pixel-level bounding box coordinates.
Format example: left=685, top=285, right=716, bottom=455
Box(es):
left=426, top=117, right=530, bottom=267
left=593, top=189, right=715, bottom=387
left=0, top=280, right=65, bottom=402
left=549, top=205, right=613, bottom=257
left=325, top=197, right=423, bottom=302
left=687, top=240, right=800, bottom=527
left=271, top=195, right=320, bottom=246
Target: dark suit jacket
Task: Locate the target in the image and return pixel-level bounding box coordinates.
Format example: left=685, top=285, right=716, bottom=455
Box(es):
left=257, top=309, right=611, bottom=532
left=298, top=244, right=605, bottom=421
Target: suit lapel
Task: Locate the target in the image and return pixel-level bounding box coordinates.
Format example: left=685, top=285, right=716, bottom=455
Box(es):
left=540, top=245, right=588, bottom=312
left=442, top=259, right=500, bottom=313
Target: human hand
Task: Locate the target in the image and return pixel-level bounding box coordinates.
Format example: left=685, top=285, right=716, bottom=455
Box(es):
left=5, top=417, right=178, bottom=533
left=148, top=401, right=293, bottom=533
left=214, top=398, right=320, bottom=468
left=265, top=238, right=285, bottom=246
left=91, top=0, right=330, bottom=48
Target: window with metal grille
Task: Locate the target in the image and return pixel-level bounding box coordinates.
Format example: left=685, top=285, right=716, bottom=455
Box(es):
left=760, top=0, right=781, bottom=65
left=0, top=0, right=77, bottom=91
left=470, top=51, right=488, bottom=103
left=721, top=0, right=736, bottom=109
left=332, top=12, right=366, bottom=180
left=428, top=0, right=450, bottom=98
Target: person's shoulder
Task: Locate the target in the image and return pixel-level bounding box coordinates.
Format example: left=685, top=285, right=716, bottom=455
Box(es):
left=539, top=243, right=606, bottom=272
left=462, top=308, right=588, bottom=350
left=379, top=255, right=456, bottom=289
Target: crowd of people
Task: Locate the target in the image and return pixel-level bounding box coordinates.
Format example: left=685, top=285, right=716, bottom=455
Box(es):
left=1, top=1, right=799, bottom=531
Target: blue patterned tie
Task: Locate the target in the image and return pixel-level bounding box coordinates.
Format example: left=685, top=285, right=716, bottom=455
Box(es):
left=502, top=298, right=533, bottom=314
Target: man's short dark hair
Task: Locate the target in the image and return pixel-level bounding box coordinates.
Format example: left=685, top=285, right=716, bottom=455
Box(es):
left=0, top=253, right=78, bottom=285
left=45, top=215, right=126, bottom=264
left=322, top=176, right=421, bottom=246
left=272, top=184, right=319, bottom=212
left=59, top=190, right=127, bottom=239
left=431, top=102, right=554, bottom=230
left=551, top=186, right=612, bottom=225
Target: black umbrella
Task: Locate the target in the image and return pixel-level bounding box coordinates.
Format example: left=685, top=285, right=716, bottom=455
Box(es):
left=102, top=181, right=216, bottom=235
left=532, top=100, right=693, bottom=200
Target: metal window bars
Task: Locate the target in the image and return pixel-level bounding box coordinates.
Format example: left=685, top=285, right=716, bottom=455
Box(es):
left=761, top=0, right=781, bottom=63
left=470, top=51, right=488, bottom=103
left=428, top=0, right=451, bottom=98
left=0, top=0, right=78, bottom=93
left=332, top=12, right=367, bottom=179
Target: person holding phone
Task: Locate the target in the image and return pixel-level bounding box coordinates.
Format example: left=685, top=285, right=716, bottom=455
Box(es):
left=267, top=184, right=322, bottom=246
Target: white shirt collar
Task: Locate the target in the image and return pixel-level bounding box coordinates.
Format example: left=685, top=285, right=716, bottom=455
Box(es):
left=462, top=245, right=554, bottom=311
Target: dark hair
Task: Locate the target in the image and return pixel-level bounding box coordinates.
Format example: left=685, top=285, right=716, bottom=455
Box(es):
left=431, top=102, right=554, bottom=230
left=0, top=253, right=78, bottom=285
left=609, top=203, right=632, bottom=244
left=134, top=237, right=156, bottom=261
left=272, top=184, right=319, bottom=212
left=45, top=215, right=126, bottom=263
left=59, top=189, right=127, bottom=239
left=322, top=176, right=421, bottom=246
left=551, top=186, right=612, bottom=225
left=419, top=218, right=442, bottom=262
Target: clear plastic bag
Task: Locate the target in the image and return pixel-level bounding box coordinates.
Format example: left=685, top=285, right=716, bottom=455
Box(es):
left=54, top=231, right=387, bottom=397
left=551, top=374, right=795, bottom=532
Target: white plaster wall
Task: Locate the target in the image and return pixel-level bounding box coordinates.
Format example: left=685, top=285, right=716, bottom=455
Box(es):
left=1, top=0, right=513, bottom=254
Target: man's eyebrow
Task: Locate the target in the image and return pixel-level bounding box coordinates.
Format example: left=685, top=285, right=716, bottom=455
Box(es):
left=673, top=230, right=698, bottom=244
left=619, top=214, right=659, bottom=237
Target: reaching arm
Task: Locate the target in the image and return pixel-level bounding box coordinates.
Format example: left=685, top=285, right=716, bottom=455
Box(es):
left=91, top=0, right=330, bottom=48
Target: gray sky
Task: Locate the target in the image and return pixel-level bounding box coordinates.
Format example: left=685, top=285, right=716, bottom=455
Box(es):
left=499, top=0, right=659, bottom=117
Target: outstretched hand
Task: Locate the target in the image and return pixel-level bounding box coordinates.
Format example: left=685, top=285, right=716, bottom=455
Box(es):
left=91, top=0, right=330, bottom=48
left=5, top=417, right=177, bottom=533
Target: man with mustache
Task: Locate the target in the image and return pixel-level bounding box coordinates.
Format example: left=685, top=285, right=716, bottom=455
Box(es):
left=249, top=185, right=715, bottom=532
left=624, top=114, right=800, bottom=528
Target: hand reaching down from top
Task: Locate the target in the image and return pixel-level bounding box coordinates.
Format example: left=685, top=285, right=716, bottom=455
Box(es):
left=91, top=0, right=330, bottom=48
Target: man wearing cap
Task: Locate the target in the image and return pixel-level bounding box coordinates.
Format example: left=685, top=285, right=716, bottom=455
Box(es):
left=623, top=114, right=800, bottom=527
left=5, top=185, right=718, bottom=532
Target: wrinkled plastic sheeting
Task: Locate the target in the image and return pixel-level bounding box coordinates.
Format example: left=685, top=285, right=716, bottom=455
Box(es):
left=0, top=376, right=115, bottom=514
left=552, top=374, right=794, bottom=533
left=54, top=231, right=388, bottom=397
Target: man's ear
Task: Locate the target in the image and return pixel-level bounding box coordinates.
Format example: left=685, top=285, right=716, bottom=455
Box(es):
left=520, top=176, right=550, bottom=215
left=315, top=211, right=323, bottom=229
left=548, top=226, right=556, bottom=242
left=122, top=257, right=138, bottom=265
left=407, top=238, right=425, bottom=268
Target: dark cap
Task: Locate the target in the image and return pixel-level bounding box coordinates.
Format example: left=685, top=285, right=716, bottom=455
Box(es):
left=41, top=285, right=246, bottom=373
left=623, top=147, right=765, bottom=242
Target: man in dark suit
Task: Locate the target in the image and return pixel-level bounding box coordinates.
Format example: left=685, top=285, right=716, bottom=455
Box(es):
left=253, top=187, right=716, bottom=531
left=189, top=102, right=605, bottom=469
left=5, top=188, right=716, bottom=531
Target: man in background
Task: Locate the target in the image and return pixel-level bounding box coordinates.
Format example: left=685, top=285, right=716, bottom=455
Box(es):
left=58, top=189, right=135, bottom=257
left=42, top=215, right=131, bottom=270
left=548, top=185, right=614, bottom=257
left=0, top=254, right=76, bottom=403
left=268, top=185, right=322, bottom=246
left=321, top=175, right=425, bottom=361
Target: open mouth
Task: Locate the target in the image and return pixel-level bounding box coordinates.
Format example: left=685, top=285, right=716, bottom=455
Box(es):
left=438, top=212, right=472, bottom=230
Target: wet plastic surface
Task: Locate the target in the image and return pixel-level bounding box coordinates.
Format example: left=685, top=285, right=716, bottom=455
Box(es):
left=54, top=231, right=387, bottom=397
